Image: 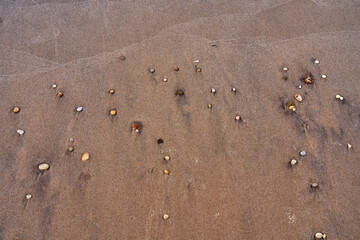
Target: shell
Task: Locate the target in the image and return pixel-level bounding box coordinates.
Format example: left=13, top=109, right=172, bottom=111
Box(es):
left=109, top=89, right=115, bottom=94
left=174, top=67, right=179, bottom=71
left=196, top=68, right=202, bottom=72
left=163, top=169, right=170, bottom=175
left=164, top=156, right=170, bottom=161
left=81, top=152, right=90, bottom=162
left=295, top=94, right=303, bottom=102
left=76, top=106, right=83, bottom=112
left=68, top=147, right=74, bottom=152
left=57, top=92, right=63, bottom=98
left=17, top=129, right=25, bottom=135
left=26, top=194, right=32, bottom=200
left=13, top=107, right=20, bottom=113
left=163, top=214, right=169, bottom=220
left=38, top=163, right=50, bottom=171
left=149, top=68, right=155, bottom=73
left=311, top=182, right=319, bottom=188
left=211, top=88, right=216, bottom=93
left=300, top=151, right=307, bottom=156
left=290, top=159, right=298, bottom=165
left=321, top=74, right=327, bottom=79
left=314, top=232, right=324, bottom=239
left=314, top=59, right=320, bottom=64
left=235, top=115, right=241, bottom=121
left=304, top=75, right=313, bottom=84
left=110, top=109, right=117, bottom=116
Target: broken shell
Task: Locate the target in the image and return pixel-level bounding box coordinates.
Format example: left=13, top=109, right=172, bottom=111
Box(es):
left=150, top=68, right=155, bottom=73
left=57, top=92, right=63, bottom=98
left=314, top=59, right=320, bottom=65
left=25, top=194, right=32, bottom=200
left=298, top=85, right=302, bottom=89
left=211, top=88, right=216, bottom=94
left=347, top=143, right=352, bottom=149
left=194, top=60, right=200, bottom=63
left=231, top=88, right=236, bottom=92
left=290, top=159, right=298, bottom=165
left=52, top=83, right=57, bottom=88
left=282, top=67, right=289, bottom=72
left=176, top=89, right=184, bottom=96
left=321, top=74, right=327, bottom=79
left=163, top=169, right=170, bottom=175
left=295, top=94, right=303, bottom=102
left=17, top=129, right=25, bottom=135
left=109, top=89, right=115, bottom=94
left=196, top=68, right=202, bottom=72
left=38, top=163, right=50, bottom=171
left=300, top=151, right=307, bottom=156
left=163, top=77, right=168, bottom=82
left=164, top=156, right=170, bottom=161
left=76, top=106, right=83, bottom=112
left=208, top=104, right=212, bottom=108
left=110, top=109, right=117, bottom=116
left=304, top=75, right=313, bottom=84
left=335, top=94, right=344, bottom=101
left=289, top=106, right=296, bottom=111
left=132, top=122, right=142, bottom=132
left=13, top=107, right=20, bottom=113
left=68, top=147, right=74, bottom=152
left=174, top=67, right=179, bottom=71
left=163, top=214, right=170, bottom=220
left=81, top=152, right=90, bottom=162
left=311, top=182, right=319, bottom=188
left=314, top=232, right=325, bottom=239
left=287, top=102, right=296, bottom=111
left=235, top=115, right=241, bottom=121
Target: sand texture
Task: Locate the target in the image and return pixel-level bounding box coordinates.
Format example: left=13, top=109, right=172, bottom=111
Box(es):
left=0, top=0, right=360, bottom=239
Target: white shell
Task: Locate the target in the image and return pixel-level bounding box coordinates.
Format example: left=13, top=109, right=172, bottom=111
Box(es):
left=193, top=60, right=200, bottom=63
left=69, top=138, right=74, bottom=142
left=314, top=59, right=320, bottom=64
left=315, top=232, right=324, bottom=239
left=290, top=159, right=297, bottom=165
left=76, top=106, right=83, bottom=112
left=163, top=214, right=169, bottom=220
left=17, top=129, right=25, bottom=135
left=298, top=85, right=302, bottom=89
left=52, top=84, right=57, bottom=88
left=295, top=94, right=303, bottom=102
left=26, top=194, right=32, bottom=199
left=282, top=67, right=289, bottom=72
left=163, top=78, right=168, bottom=82
left=347, top=143, right=352, bottom=149
left=235, top=115, right=241, bottom=121
left=38, top=163, right=50, bottom=171
left=321, top=74, right=327, bottom=79
left=300, top=151, right=306, bottom=156
left=311, top=182, right=319, bottom=188
left=211, top=88, right=216, bottom=93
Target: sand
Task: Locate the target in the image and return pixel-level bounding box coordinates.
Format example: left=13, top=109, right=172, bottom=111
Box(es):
left=0, top=0, right=359, bottom=239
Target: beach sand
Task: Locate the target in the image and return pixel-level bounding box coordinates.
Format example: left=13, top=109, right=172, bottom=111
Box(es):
left=0, top=0, right=359, bottom=239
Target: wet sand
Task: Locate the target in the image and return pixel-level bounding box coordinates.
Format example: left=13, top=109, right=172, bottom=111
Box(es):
left=0, top=0, right=360, bottom=239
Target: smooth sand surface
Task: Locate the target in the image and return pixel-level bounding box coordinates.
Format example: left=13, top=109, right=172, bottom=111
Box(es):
left=0, top=0, right=359, bottom=239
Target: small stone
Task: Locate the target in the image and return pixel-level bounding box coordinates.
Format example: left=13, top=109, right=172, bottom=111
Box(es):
left=235, top=115, right=241, bottom=121
left=194, top=60, right=200, bottom=63
left=52, top=83, right=57, bottom=88
left=164, top=156, right=170, bottom=161
left=57, top=92, right=63, bottom=98
left=283, top=76, right=288, bottom=81
left=163, top=169, right=170, bottom=175
left=17, top=129, right=25, bottom=135
left=290, top=159, right=298, bottom=165
left=81, top=152, right=90, bottom=162
left=163, top=214, right=170, bottom=220
left=208, top=104, right=212, bottom=108
left=174, top=67, right=179, bottom=71
left=76, top=106, right=83, bottom=112
left=85, top=174, right=91, bottom=180
left=231, top=88, right=236, bottom=92
left=314, top=232, right=325, bottom=239
left=25, top=194, right=32, bottom=200
left=132, top=122, right=142, bottom=133
left=38, top=163, right=50, bottom=171
left=157, top=139, right=164, bottom=144
left=150, top=68, right=155, bottom=73
left=211, top=88, right=216, bottom=94
left=321, top=74, right=327, bottom=79
left=13, top=107, right=20, bottom=113
left=347, top=143, right=352, bottom=149
left=282, top=67, right=289, bottom=72
left=176, top=89, right=184, bottom=96
left=163, top=77, right=168, bottom=82
left=196, top=68, right=202, bottom=72
left=109, top=89, right=115, bottom=94
left=148, top=168, right=153, bottom=173
left=314, top=59, right=320, bottom=65
left=110, top=109, right=117, bottom=116
left=311, top=182, right=319, bottom=188
left=300, top=151, right=307, bottom=156
left=298, top=85, right=302, bottom=89
left=295, top=94, right=303, bottom=102
left=68, top=147, right=74, bottom=152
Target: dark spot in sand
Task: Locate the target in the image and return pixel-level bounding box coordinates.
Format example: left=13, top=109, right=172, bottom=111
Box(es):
left=0, top=17, right=3, bottom=24
left=175, top=89, right=184, bottom=96
left=157, top=139, right=164, bottom=144
left=283, top=76, right=288, bottom=81
left=174, top=67, right=179, bottom=72
left=119, top=55, right=126, bottom=61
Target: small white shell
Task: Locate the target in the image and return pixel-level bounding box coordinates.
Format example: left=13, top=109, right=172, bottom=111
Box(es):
left=311, top=182, right=319, bottom=188
left=52, top=84, right=57, bottom=88
left=282, top=67, right=289, bottom=72
left=26, top=194, right=32, bottom=199
left=347, top=143, right=352, bottom=149
left=298, top=85, right=302, bottom=89
left=295, top=94, right=303, bottom=102
left=314, top=232, right=324, bottom=239
left=211, top=88, right=216, bottom=93
left=321, top=74, right=327, bottom=79
left=300, top=151, right=306, bottom=156
left=314, top=59, right=320, bottom=65
left=76, top=106, right=83, bottom=112
left=235, top=115, right=241, bottom=121
left=163, top=214, right=169, bottom=220
left=193, top=60, right=200, bottom=63
left=290, top=159, right=298, bottom=165
left=17, top=129, right=25, bottom=135
left=163, top=77, right=168, bottom=82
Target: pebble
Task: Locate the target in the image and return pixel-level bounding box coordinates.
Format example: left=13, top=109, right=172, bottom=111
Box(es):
left=81, top=152, right=90, bottom=162
left=163, top=169, right=170, bottom=175
left=295, top=94, right=303, bottom=102
left=150, top=68, right=155, bottom=73
left=290, top=159, right=298, bottom=165
left=335, top=94, right=344, bottom=101
left=314, top=59, right=320, bottom=65
left=85, top=174, right=91, bottom=180
left=235, top=115, right=241, bottom=121
left=17, top=129, right=25, bottom=135
left=347, top=143, right=352, bottom=149
left=164, top=156, right=170, bottom=161
left=211, top=88, right=216, bottom=94
left=109, top=89, right=115, bottom=94
left=300, top=151, right=307, bottom=156
left=283, top=76, right=288, bottom=81
left=163, top=214, right=170, bottom=220
left=119, top=56, right=126, bottom=61
left=68, top=147, right=74, bottom=152
left=57, top=92, right=63, bottom=98
left=208, top=104, right=212, bottom=108
left=321, top=74, right=327, bottom=79
left=52, top=83, right=57, bottom=88
left=163, top=77, right=168, bottom=82
left=315, top=232, right=326, bottom=239
left=38, top=163, right=50, bottom=171
left=174, top=67, right=179, bottom=71
left=176, top=89, right=184, bottom=96
left=157, top=139, right=164, bottom=144
left=194, top=60, right=200, bottom=63
left=110, top=109, right=117, bottom=116
left=76, top=106, right=83, bottom=112
left=298, top=85, right=302, bottom=89
left=25, top=194, right=32, bottom=200
left=231, top=88, right=236, bottom=93
left=311, top=182, right=319, bottom=188
left=196, top=68, right=202, bottom=72
left=282, top=67, right=289, bottom=72
left=13, top=107, right=20, bottom=113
